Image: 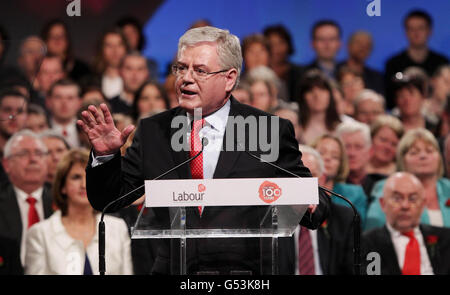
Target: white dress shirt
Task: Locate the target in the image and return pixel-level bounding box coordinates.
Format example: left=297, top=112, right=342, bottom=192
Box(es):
left=50, top=118, right=80, bottom=148
left=294, top=225, right=323, bottom=275
left=385, top=223, right=434, bottom=275
left=25, top=210, right=133, bottom=275
left=427, top=209, right=444, bottom=227
left=102, top=75, right=123, bottom=99
left=13, top=186, right=44, bottom=265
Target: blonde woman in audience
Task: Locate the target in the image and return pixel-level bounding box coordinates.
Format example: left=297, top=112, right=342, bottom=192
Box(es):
left=366, top=115, right=404, bottom=176
left=366, top=128, right=450, bottom=230
left=25, top=149, right=133, bottom=275
left=312, top=134, right=368, bottom=224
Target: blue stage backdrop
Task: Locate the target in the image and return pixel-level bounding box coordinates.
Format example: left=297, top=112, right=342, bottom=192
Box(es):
left=142, top=0, right=450, bottom=79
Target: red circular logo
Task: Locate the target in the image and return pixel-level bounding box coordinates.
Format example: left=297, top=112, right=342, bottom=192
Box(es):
left=198, top=184, right=206, bottom=192
left=258, top=181, right=282, bottom=204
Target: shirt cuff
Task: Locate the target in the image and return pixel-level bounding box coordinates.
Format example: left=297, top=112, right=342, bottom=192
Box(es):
left=91, top=151, right=116, bottom=167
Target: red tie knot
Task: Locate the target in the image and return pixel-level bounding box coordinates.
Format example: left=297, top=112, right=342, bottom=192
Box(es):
left=26, top=196, right=37, bottom=206
left=402, top=231, right=415, bottom=239
left=192, top=119, right=205, bottom=132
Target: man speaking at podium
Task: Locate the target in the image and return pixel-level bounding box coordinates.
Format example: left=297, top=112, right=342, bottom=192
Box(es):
left=78, top=26, right=330, bottom=275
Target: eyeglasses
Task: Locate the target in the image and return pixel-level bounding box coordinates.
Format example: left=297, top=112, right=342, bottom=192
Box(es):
left=9, top=150, right=49, bottom=159
left=171, top=64, right=229, bottom=80
left=387, top=194, right=423, bottom=207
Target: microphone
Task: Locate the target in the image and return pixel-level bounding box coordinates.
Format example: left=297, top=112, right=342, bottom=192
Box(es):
left=239, top=145, right=361, bottom=275
left=98, top=137, right=208, bottom=275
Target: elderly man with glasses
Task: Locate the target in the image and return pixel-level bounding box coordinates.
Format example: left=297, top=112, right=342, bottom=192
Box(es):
left=0, top=129, right=53, bottom=266
left=363, top=172, right=450, bottom=275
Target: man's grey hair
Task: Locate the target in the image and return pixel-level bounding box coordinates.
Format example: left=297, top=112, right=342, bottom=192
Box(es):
left=3, top=129, right=48, bottom=158
left=354, top=89, right=385, bottom=109
left=178, top=26, right=243, bottom=90
left=336, top=120, right=372, bottom=147
left=298, top=144, right=324, bottom=176
left=39, top=130, right=70, bottom=150
left=245, top=65, right=282, bottom=96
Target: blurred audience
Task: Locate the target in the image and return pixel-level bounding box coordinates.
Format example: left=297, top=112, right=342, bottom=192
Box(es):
left=24, top=149, right=132, bottom=275
left=423, top=64, right=450, bottom=125
left=337, top=66, right=365, bottom=116
left=109, top=52, right=149, bottom=115
left=366, top=128, right=450, bottom=230
left=25, top=104, right=49, bottom=133
left=296, top=70, right=341, bottom=145
left=367, top=115, right=404, bottom=176
left=385, top=10, right=449, bottom=109
left=354, top=89, right=385, bottom=125
left=131, top=81, right=169, bottom=122
left=33, top=55, right=65, bottom=108
left=242, top=34, right=270, bottom=73
left=46, top=79, right=82, bottom=148
left=0, top=130, right=52, bottom=265
left=40, top=131, right=70, bottom=184
left=363, top=172, right=450, bottom=275
left=232, top=81, right=252, bottom=105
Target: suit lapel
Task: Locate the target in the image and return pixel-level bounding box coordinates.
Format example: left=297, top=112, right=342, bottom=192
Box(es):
left=380, top=226, right=402, bottom=275
left=2, top=185, right=23, bottom=242
left=420, top=225, right=440, bottom=274
left=213, top=97, right=243, bottom=179
left=42, top=184, right=54, bottom=218
left=169, top=108, right=191, bottom=180
left=317, top=227, right=330, bottom=275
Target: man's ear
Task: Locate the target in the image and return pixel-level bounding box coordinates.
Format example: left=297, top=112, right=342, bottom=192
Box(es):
left=379, top=197, right=385, bottom=211
left=2, top=158, right=10, bottom=174
left=224, top=69, right=238, bottom=93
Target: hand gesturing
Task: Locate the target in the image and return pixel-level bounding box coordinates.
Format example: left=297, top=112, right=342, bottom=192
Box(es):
left=77, top=103, right=135, bottom=156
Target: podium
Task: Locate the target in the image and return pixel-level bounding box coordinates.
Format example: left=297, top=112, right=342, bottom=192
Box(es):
left=131, top=178, right=318, bottom=275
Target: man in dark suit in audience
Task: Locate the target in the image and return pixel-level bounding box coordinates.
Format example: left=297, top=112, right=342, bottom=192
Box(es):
left=0, top=235, right=23, bottom=275
left=0, top=130, right=53, bottom=265
left=363, top=172, right=450, bottom=275
left=279, top=146, right=354, bottom=275
left=384, top=10, right=449, bottom=109
left=79, top=26, right=330, bottom=275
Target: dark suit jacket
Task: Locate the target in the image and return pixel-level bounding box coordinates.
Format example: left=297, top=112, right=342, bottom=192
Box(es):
left=0, top=235, right=23, bottom=275
left=279, top=202, right=355, bottom=275
left=363, top=224, right=450, bottom=275
left=0, top=182, right=53, bottom=246
left=86, top=96, right=330, bottom=275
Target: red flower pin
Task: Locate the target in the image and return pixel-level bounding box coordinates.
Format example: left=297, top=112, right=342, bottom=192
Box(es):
left=426, top=235, right=438, bottom=245
left=0, top=256, right=4, bottom=267
left=321, top=219, right=328, bottom=228
left=445, top=199, right=450, bottom=207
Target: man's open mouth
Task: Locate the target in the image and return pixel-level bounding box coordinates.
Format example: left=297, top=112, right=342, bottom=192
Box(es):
left=181, top=89, right=197, bottom=96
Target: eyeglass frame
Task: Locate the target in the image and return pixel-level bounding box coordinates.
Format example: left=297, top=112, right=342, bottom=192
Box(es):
left=385, top=193, right=424, bottom=207
left=171, top=63, right=230, bottom=80
left=7, top=149, right=49, bottom=160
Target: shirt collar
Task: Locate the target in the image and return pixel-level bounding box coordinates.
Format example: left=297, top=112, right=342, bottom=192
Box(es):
left=386, top=222, right=420, bottom=238
left=186, top=99, right=230, bottom=134
left=14, top=185, right=44, bottom=203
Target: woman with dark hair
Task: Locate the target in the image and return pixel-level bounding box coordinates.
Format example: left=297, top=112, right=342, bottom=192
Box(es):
left=296, top=69, right=341, bottom=145
left=25, top=149, right=132, bottom=274
left=93, top=28, right=129, bottom=99
left=131, top=81, right=170, bottom=122
left=116, top=16, right=159, bottom=81
left=41, top=19, right=91, bottom=82
left=263, top=24, right=303, bottom=101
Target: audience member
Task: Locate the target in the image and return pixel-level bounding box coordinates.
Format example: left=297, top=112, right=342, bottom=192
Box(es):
left=242, top=34, right=270, bottom=73
left=116, top=16, right=159, bottom=80
left=0, top=130, right=52, bottom=264
left=246, top=69, right=276, bottom=113
left=40, top=131, right=70, bottom=184
left=337, top=66, right=365, bottom=116
left=33, top=55, right=65, bottom=108
left=338, top=31, right=384, bottom=95
left=24, top=149, right=133, bottom=275
left=46, top=79, right=82, bottom=148
left=231, top=81, right=252, bottom=105
left=81, top=85, right=107, bottom=104
left=336, top=120, right=379, bottom=197
left=283, top=145, right=354, bottom=275
left=93, top=28, right=129, bottom=99
left=131, top=81, right=169, bottom=122
left=367, top=115, right=404, bottom=176
left=444, top=134, right=450, bottom=179
left=17, top=36, right=45, bottom=86
left=312, top=134, right=368, bottom=223
left=385, top=10, right=449, bottom=109
left=304, top=20, right=341, bottom=80
left=274, top=105, right=301, bottom=144
left=40, top=19, right=91, bottom=82
left=25, top=104, right=49, bottom=133
left=0, top=235, right=23, bottom=274
left=296, top=70, right=341, bottom=145
left=263, top=24, right=303, bottom=101
left=392, top=71, right=437, bottom=134
left=423, top=64, right=450, bottom=125
left=0, top=89, right=28, bottom=156
left=363, top=172, right=450, bottom=275
left=109, top=52, right=149, bottom=115
left=354, top=89, right=385, bottom=125
left=366, top=128, right=450, bottom=230
left=163, top=73, right=178, bottom=108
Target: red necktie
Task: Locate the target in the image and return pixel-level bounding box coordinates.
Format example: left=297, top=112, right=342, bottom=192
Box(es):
left=190, top=119, right=204, bottom=215
left=26, top=196, right=40, bottom=229
left=62, top=128, right=68, bottom=137
left=298, top=226, right=315, bottom=275
left=402, top=231, right=421, bottom=275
